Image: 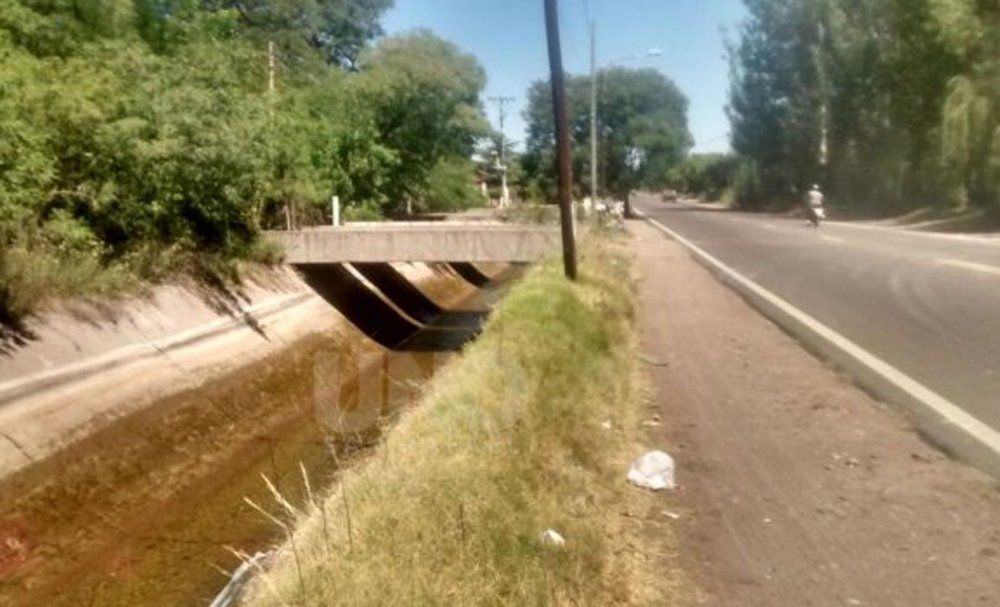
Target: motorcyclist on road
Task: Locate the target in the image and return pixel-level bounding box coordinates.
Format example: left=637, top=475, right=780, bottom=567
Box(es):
left=805, top=184, right=825, bottom=226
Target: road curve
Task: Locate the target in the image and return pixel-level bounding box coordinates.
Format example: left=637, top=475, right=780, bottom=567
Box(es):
left=635, top=195, right=1000, bottom=433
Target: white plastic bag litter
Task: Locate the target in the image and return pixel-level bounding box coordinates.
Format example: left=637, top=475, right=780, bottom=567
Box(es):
left=627, top=450, right=675, bottom=490
left=540, top=529, right=566, bottom=547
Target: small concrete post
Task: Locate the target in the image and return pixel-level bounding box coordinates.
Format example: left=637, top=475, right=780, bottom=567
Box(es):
left=332, top=196, right=340, bottom=227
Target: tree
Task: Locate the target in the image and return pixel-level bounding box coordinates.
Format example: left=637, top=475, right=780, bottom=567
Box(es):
left=934, top=0, right=999, bottom=211
left=202, top=0, right=393, bottom=67
left=728, top=0, right=996, bottom=214
left=0, top=0, right=490, bottom=323
left=420, top=156, right=485, bottom=213
left=667, top=154, right=738, bottom=201
left=356, top=30, right=489, bottom=214
left=727, top=0, right=829, bottom=209
left=522, top=67, right=692, bottom=211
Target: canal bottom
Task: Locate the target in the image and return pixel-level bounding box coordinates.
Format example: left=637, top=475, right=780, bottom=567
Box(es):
left=0, top=268, right=521, bottom=606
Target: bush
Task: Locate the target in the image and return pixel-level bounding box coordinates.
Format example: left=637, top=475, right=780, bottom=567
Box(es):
left=667, top=153, right=737, bottom=201
left=419, top=156, right=486, bottom=212
left=342, top=201, right=385, bottom=222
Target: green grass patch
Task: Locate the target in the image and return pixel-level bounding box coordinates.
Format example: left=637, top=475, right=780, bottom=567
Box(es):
left=242, top=237, right=665, bottom=605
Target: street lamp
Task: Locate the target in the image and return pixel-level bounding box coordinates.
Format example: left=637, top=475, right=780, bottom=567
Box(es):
left=588, top=26, right=661, bottom=209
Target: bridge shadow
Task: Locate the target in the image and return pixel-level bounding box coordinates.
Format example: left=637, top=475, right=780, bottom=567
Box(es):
left=295, top=263, right=495, bottom=352
left=447, top=262, right=492, bottom=287
left=350, top=263, right=489, bottom=331
left=0, top=320, right=37, bottom=357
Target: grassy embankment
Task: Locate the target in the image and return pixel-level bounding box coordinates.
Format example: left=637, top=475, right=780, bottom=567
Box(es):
left=242, top=234, right=681, bottom=605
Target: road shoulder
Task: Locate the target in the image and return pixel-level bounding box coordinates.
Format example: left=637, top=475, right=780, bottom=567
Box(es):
left=630, top=219, right=1000, bottom=606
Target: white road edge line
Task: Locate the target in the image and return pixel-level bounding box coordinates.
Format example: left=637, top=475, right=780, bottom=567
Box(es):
left=820, top=235, right=846, bottom=244
left=936, top=258, right=1000, bottom=277
left=641, top=212, right=1000, bottom=477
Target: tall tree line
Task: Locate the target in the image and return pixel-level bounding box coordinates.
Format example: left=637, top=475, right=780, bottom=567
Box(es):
left=728, top=0, right=998, bottom=214
left=521, top=67, right=692, bottom=205
left=0, top=0, right=488, bottom=322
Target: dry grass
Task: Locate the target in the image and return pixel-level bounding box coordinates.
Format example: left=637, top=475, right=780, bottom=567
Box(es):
left=0, top=236, right=283, bottom=327
left=0, top=244, right=137, bottom=325
left=241, top=235, right=681, bottom=606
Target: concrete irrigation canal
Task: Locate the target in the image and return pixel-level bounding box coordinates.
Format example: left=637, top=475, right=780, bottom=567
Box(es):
left=0, top=261, right=522, bottom=606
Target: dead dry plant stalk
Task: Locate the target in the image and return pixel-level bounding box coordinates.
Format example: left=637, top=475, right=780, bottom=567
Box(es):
left=299, top=462, right=315, bottom=508
left=459, top=501, right=467, bottom=548
left=287, top=528, right=307, bottom=606
left=262, top=473, right=301, bottom=518
left=342, top=480, right=354, bottom=554
left=320, top=499, right=333, bottom=559
left=243, top=497, right=307, bottom=605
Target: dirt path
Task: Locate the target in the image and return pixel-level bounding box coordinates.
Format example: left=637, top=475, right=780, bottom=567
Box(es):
left=631, top=220, right=1000, bottom=606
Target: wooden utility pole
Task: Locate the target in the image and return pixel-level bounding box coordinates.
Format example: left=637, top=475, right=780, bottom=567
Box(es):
left=543, top=0, right=578, bottom=280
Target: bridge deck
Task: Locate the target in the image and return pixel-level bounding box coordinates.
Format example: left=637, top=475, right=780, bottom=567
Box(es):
left=268, top=224, right=560, bottom=263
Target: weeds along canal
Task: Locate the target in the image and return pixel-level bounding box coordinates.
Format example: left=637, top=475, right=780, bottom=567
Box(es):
left=0, top=267, right=519, bottom=606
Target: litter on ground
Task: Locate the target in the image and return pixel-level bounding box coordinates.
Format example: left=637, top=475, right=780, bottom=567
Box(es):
left=627, top=450, right=676, bottom=490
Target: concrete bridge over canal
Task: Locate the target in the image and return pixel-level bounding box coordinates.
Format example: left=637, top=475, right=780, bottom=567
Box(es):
left=267, top=223, right=561, bottom=264
left=266, top=222, right=558, bottom=351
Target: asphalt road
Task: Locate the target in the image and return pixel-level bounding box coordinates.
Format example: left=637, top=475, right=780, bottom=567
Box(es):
left=635, top=194, right=1000, bottom=433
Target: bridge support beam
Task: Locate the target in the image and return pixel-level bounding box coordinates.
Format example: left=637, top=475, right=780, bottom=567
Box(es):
left=295, top=263, right=485, bottom=352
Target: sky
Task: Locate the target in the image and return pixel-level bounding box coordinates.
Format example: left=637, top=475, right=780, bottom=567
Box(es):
left=383, top=1, right=747, bottom=154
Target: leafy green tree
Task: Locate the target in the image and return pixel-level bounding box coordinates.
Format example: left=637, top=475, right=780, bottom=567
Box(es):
left=420, top=156, right=485, bottom=212
left=0, top=0, right=489, bottom=323
left=356, top=30, right=489, bottom=214
left=728, top=0, right=997, bottom=214
left=522, top=67, right=692, bottom=212
left=667, top=154, right=738, bottom=201
left=201, top=0, right=392, bottom=66
left=933, top=0, right=999, bottom=211
left=728, top=0, right=830, bottom=208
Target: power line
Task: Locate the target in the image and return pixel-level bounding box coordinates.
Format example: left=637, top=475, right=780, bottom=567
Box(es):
left=698, top=134, right=732, bottom=145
